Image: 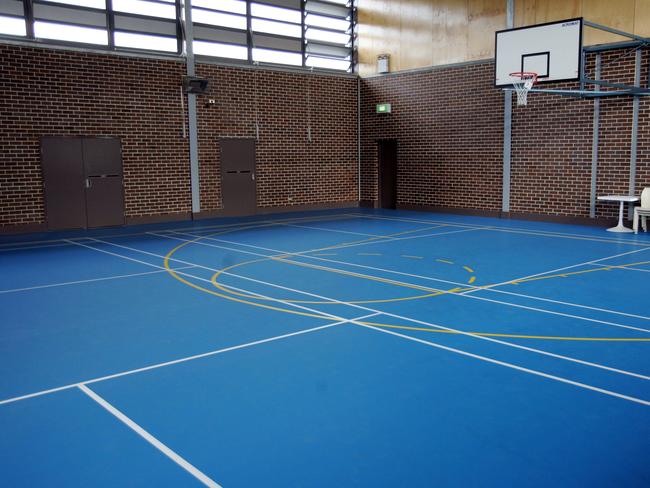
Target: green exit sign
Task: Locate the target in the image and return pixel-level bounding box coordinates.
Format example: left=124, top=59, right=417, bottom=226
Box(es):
left=376, top=103, right=392, bottom=114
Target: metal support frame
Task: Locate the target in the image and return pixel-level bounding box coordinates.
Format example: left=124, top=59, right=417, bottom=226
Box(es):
left=628, top=48, right=641, bottom=219
left=357, top=76, right=361, bottom=201
left=184, top=0, right=201, bottom=214
left=589, top=54, right=601, bottom=218
left=583, top=20, right=649, bottom=43
left=502, top=92, right=512, bottom=212
left=501, top=0, right=514, bottom=213
left=506, top=21, right=650, bottom=100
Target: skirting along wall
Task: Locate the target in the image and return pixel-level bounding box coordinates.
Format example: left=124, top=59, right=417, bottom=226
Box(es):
left=0, top=44, right=358, bottom=231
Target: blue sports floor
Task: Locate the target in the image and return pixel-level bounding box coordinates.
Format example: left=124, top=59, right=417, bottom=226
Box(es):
left=1, top=208, right=649, bottom=487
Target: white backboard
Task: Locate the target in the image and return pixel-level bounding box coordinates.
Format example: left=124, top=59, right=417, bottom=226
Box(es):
left=495, top=18, right=583, bottom=87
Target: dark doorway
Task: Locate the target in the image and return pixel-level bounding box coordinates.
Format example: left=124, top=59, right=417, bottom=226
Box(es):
left=40, top=137, right=125, bottom=231
left=378, top=139, right=397, bottom=209
left=41, top=137, right=87, bottom=230
left=83, top=138, right=125, bottom=229
left=220, top=138, right=257, bottom=216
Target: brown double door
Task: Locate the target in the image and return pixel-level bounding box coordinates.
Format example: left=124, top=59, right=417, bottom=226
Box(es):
left=220, top=138, right=257, bottom=216
left=41, top=137, right=125, bottom=230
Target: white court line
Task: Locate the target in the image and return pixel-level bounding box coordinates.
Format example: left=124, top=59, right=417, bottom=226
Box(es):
left=187, top=230, right=650, bottom=322
left=0, top=242, right=73, bottom=252
left=166, top=226, right=480, bottom=256
left=78, top=384, right=222, bottom=488
left=206, top=233, right=650, bottom=322
left=8, top=236, right=649, bottom=407
left=0, top=315, right=377, bottom=406
left=170, top=230, right=650, bottom=334
left=280, top=222, right=384, bottom=237
left=352, top=323, right=650, bottom=407
left=461, top=246, right=650, bottom=296
left=349, top=213, right=650, bottom=246
left=0, top=265, right=196, bottom=295
left=89, top=235, right=650, bottom=382
left=585, top=262, right=650, bottom=273
left=348, top=213, right=650, bottom=247
left=0, top=213, right=362, bottom=252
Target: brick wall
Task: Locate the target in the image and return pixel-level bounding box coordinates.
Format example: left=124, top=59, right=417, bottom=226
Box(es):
left=361, top=49, right=650, bottom=220
left=0, top=44, right=358, bottom=230
left=195, top=65, right=358, bottom=212
left=2, top=42, right=647, bottom=230
left=361, top=62, right=505, bottom=211
left=0, top=45, right=191, bottom=228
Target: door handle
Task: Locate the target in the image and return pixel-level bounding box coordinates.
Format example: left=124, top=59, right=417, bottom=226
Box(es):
left=85, top=178, right=91, bottom=189
left=251, top=173, right=255, bottom=181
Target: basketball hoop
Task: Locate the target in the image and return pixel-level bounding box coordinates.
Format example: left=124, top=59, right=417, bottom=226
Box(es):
left=509, top=72, right=538, bottom=106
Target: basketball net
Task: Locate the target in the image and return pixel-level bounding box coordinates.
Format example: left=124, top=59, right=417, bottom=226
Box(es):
left=509, top=72, right=537, bottom=106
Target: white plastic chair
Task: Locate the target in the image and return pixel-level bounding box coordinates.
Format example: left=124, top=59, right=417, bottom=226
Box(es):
left=633, top=187, right=650, bottom=234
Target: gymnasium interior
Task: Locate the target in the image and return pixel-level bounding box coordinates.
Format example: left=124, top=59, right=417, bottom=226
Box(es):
left=1, top=1, right=649, bottom=486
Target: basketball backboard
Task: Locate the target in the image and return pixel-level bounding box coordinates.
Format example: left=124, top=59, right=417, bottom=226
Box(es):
left=495, top=18, right=583, bottom=87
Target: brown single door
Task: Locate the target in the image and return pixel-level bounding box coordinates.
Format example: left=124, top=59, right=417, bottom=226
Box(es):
left=378, top=139, right=397, bottom=209
left=83, top=138, right=125, bottom=228
left=41, top=137, right=87, bottom=230
left=220, top=138, right=256, bottom=216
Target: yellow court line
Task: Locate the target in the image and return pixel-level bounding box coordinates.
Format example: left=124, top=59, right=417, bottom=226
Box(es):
left=510, top=260, right=650, bottom=285
left=468, top=276, right=476, bottom=284
left=436, top=259, right=454, bottom=264
left=165, top=222, right=452, bottom=314
left=209, top=256, right=461, bottom=304
left=313, top=224, right=446, bottom=254
left=401, top=255, right=424, bottom=259
left=162, top=222, right=650, bottom=343
left=463, top=266, right=474, bottom=273
left=163, top=224, right=330, bottom=320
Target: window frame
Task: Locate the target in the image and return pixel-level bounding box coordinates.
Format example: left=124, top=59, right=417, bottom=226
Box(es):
left=2, top=0, right=355, bottom=72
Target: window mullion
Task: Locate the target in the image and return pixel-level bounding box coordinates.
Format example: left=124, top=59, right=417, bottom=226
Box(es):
left=23, top=0, right=34, bottom=38
left=106, top=0, right=115, bottom=48
left=175, top=0, right=182, bottom=54
left=300, top=0, right=306, bottom=67
left=246, top=0, right=253, bottom=63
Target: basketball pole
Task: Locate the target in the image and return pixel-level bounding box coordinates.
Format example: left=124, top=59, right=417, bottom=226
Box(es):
left=184, top=0, right=201, bottom=215
left=628, top=48, right=641, bottom=220
left=589, top=54, right=601, bottom=219
left=501, top=0, right=515, bottom=214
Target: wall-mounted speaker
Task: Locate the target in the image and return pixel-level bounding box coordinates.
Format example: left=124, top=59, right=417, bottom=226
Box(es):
left=182, top=76, right=210, bottom=94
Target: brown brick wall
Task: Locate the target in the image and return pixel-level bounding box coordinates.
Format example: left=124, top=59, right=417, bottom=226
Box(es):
left=2, top=43, right=647, bottom=229
left=361, top=50, right=650, bottom=220
left=361, top=62, right=505, bottom=211
left=0, top=45, right=190, bottom=227
left=0, top=44, right=358, bottom=229
left=195, top=65, right=358, bottom=211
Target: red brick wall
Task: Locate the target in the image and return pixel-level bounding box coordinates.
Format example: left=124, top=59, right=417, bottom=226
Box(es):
left=3, top=43, right=647, bottom=229
left=361, top=50, right=650, bottom=220
left=0, top=45, right=191, bottom=228
left=511, top=50, right=649, bottom=219
left=361, top=62, right=505, bottom=211
left=195, top=65, right=358, bottom=212
left=0, top=44, right=358, bottom=230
